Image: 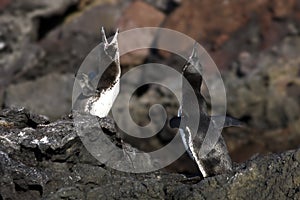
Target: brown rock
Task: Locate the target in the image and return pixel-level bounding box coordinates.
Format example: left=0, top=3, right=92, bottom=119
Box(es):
left=0, top=0, right=11, bottom=10
left=259, top=8, right=296, bottom=50
left=118, top=0, right=165, bottom=30
left=117, top=0, right=165, bottom=66
left=159, top=0, right=261, bottom=52
left=143, top=0, right=181, bottom=12
left=158, top=0, right=299, bottom=69
left=271, top=0, right=296, bottom=19
left=78, top=0, right=119, bottom=10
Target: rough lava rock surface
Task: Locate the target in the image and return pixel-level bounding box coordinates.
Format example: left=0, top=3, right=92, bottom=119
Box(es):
left=0, top=108, right=299, bottom=199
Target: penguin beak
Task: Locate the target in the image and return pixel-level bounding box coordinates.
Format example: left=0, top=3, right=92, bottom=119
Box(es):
left=183, top=44, right=203, bottom=76
left=101, top=27, right=119, bottom=63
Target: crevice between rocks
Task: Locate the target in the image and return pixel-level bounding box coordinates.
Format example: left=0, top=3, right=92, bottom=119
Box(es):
left=36, top=4, right=79, bottom=41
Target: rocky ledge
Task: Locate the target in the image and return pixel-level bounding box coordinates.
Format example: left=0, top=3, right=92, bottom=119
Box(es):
left=0, top=108, right=299, bottom=199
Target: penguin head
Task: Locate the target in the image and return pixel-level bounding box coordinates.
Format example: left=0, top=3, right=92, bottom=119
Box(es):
left=182, top=63, right=203, bottom=91
left=182, top=45, right=203, bottom=91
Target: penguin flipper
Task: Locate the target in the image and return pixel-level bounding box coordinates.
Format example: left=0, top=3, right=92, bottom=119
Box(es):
left=224, top=116, right=243, bottom=127
left=211, top=115, right=243, bottom=128
left=76, top=73, right=95, bottom=97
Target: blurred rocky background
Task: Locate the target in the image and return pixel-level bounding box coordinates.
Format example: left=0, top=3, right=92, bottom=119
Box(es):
left=0, top=0, right=300, bottom=176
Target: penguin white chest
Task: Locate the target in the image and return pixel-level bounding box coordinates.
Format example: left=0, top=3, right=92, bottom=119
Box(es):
left=88, top=80, right=120, bottom=118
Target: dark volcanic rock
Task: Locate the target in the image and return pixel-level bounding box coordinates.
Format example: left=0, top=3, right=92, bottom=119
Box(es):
left=0, top=107, right=49, bottom=129
left=0, top=0, right=80, bottom=81
left=3, top=0, right=79, bottom=16
left=0, top=15, right=38, bottom=87
left=0, top=108, right=299, bottom=199
left=0, top=0, right=126, bottom=119
left=4, top=73, right=74, bottom=120
left=143, top=0, right=181, bottom=13
left=0, top=0, right=80, bottom=116
left=36, top=1, right=124, bottom=76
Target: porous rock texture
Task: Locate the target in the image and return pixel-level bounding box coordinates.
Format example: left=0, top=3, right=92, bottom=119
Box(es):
left=0, top=108, right=299, bottom=199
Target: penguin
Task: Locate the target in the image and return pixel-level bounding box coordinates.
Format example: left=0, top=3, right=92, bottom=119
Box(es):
left=170, top=46, right=241, bottom=177
left=73, top=28, right=120, bottom=118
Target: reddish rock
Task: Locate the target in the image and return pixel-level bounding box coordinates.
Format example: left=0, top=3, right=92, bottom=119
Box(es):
left=117, top=0, right=166, bottom=66
left=118, top=0, right=165, bottom=30
left=158, top=0, right=261, bottom=51
left=271, top=0, right=296, bottom=19
left=158, top=0, right=299, bottom=70
left=259, top=12, right=287, bottom=49
left=0, top=0, right=11, bottom=10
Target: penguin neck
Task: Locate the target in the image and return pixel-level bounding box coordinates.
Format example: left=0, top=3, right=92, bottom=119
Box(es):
left=183, top=73, right=202, bottom=93
left=97, top=61, right=120, bottom=93
left=182, top=72, right=208, bottom=117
